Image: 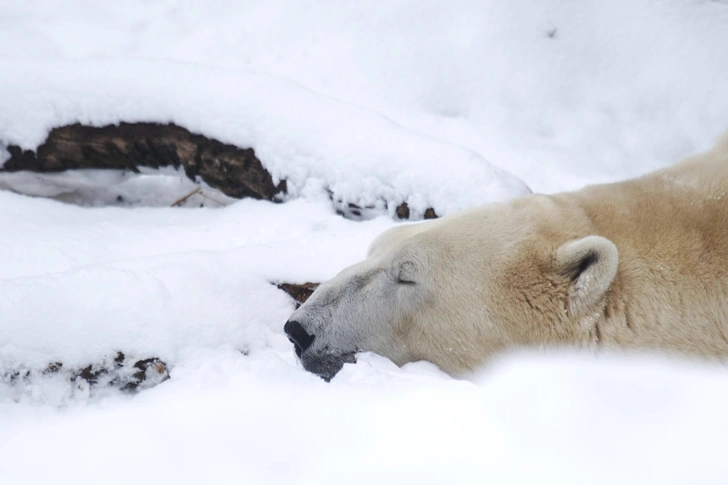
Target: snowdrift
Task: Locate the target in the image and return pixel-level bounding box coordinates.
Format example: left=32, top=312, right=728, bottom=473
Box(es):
left=0, top=60, right=529, bottom=218
left=2, top=1, right=728, bottom=484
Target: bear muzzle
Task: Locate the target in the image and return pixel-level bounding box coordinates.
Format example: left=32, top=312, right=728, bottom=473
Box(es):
left=301, top=350, right=356, bottom=382
left=284, top=319, right=356, bottom=381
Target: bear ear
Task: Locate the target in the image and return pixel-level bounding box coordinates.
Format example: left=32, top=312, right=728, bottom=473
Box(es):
left=395, top=260, right=418, bottom=284
left=555, top=236, right=618, bottom=314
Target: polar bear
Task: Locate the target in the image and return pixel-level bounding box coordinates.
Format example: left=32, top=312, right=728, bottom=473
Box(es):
left=285, top=134, right=728, bottom=381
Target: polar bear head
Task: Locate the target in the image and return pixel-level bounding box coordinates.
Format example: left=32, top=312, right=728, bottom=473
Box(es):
left=285, top=194, right=619, bottom=381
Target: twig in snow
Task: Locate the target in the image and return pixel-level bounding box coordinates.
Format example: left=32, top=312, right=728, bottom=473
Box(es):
left=171, top=187, right=202, bottom=207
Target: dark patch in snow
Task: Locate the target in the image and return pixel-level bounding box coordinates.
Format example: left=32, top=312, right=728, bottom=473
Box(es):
left=1, top=351, right=170, bottom=398
left=44, top=362, right=63, bottom=374
left=1, top=122, right=286, bottom=201
left=424, top=208, right=438, bottom=219
left=396, top=202, right=411, bottom=219
left=276, top=282, right=320, bottom=308
left=395, top=202, right=437, bottom=220
left=1, top=122, right=447, bottom=220
left=328, top=190, right=438, bottom=221
left=119, top=358, right=169, bottom=393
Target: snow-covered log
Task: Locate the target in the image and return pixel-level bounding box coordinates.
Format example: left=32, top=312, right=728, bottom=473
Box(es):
left=2, top=122, right=286, bottom=201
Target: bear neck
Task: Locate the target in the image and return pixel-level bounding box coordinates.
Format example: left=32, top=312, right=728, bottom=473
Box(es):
left=562, top=148, right=728, bottom=359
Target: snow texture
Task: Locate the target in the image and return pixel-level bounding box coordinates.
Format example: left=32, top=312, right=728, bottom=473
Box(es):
left=1, top=1, right=728, bottom=484
left=0, top=59, right=529, bottom=218
left=0, top=167, right=237, bottom=208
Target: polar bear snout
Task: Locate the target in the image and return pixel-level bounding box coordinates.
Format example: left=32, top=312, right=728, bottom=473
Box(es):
left=284, top=320, right=315, bottom=358
left=301, top=350, right=357, bottom=382
left=284, top=309, right=358, bottom=381
left=284, top=253, right=435, bottom=380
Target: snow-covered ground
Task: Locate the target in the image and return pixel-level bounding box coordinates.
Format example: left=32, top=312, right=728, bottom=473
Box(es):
left=1, top=1, right=728, bottom=483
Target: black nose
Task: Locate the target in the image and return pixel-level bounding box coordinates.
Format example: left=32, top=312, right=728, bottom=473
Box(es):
left=284, top=320, right=315, bottom=357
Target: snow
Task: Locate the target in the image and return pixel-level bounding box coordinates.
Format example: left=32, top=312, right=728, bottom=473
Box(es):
left=1, top=1, right=728, bottom=484
left=0, top=167, right=237, bottom=207
left=0, top=59, right=529, bottom=218
left=3, top=0, right=727, bottom=193
left=0, top=191, right=394, bottom=372
left=2, top=351, right=728, bottom=484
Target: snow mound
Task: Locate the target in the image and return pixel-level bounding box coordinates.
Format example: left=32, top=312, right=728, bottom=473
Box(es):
left=1, top=2, right=728, bottom=483
left=3, top=0, right=727, bottom=193
left=0, top=190, right=396, bottom=376
left=2, top=351, right=728, bottom=485
left=0, top=60, right=530, bottom=218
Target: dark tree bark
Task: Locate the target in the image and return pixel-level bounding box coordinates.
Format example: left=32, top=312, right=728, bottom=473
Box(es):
left=276, top=282, right=320, bottom=308
left=1, top=122, right=286, bottom=200
left=1, top=121, right=441, bottom=219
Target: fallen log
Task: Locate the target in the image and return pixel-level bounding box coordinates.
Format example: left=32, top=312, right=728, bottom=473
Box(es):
left=1, top=121, right=442, bottom=219
left=1, top=122, right=286, bottom=200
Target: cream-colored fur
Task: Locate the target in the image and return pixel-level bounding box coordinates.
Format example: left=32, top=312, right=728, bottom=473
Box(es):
left=287, top=134, right=728, bottom=378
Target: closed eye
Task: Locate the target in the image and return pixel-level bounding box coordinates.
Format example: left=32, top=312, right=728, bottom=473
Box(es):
left=387, top=271, right=415, bottom=285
